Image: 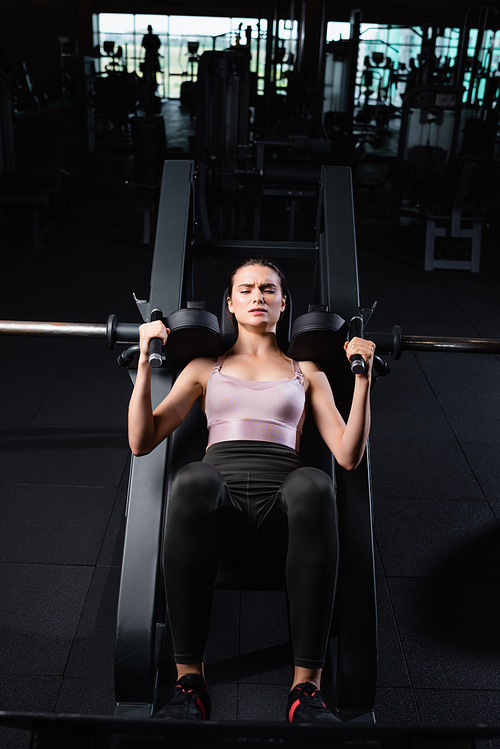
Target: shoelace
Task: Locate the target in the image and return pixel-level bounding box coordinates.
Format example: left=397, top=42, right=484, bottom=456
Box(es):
left=171, top=684, right=208, bottom=719
left=296, top=689, right=327, bottom=711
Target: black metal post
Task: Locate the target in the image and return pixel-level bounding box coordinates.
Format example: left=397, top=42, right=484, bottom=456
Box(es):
left=114, top=161, right=194, bottom=717
left=320, top=166, right=377, bottom=716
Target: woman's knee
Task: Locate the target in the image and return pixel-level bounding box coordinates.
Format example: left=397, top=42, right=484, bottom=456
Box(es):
left=281, top=467, right=338, bottom=562
left=168, top=462, right=227, bottom=520
left=280, top=467, right=336, bottom=520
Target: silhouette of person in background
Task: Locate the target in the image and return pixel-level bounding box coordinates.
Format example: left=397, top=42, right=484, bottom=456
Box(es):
left=142, top=25, right=161, bottom=73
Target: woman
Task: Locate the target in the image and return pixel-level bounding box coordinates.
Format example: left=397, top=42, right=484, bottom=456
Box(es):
left=128, top=255, right=375, bottom=723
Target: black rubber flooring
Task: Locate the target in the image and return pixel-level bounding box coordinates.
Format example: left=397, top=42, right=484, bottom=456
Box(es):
left=1, top=101, right=500, bottom=748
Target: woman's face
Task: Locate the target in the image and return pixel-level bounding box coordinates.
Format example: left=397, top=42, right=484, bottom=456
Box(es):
left=228, top=264, right=286, bottom=332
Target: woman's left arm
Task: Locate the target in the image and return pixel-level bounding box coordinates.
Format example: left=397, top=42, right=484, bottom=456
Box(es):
left=301, top=337, right=375, bottom=471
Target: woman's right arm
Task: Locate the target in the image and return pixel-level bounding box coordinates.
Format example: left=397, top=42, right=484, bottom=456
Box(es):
left=128, top=321, right=206, bottom=456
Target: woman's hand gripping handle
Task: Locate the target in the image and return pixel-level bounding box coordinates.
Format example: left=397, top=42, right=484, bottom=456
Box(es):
left=149, top=309, right=165, bottom=367
left=138, top=310, right=170, bottom=368
left=345, top=316, right=375, bottom=377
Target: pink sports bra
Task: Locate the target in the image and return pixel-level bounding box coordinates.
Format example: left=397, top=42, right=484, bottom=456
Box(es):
left=205, top=355, right=306, bottom=451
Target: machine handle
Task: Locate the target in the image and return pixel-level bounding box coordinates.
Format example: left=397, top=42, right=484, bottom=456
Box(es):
left=349, top=316, right=366, bottom=375
left=148, top=308, right=164, bottom=368
left=117, top=345, right=140, bottom=368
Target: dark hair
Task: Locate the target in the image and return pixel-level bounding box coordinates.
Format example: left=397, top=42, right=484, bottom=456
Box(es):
left=226, top=255, right=287, bottom=333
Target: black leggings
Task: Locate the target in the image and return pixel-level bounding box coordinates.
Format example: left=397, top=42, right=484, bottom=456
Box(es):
left=163, top=441, right=338, bottom=669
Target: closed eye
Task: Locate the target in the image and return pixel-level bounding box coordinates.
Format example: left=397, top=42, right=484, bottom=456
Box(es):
left=236, top=285, right=277, bottom=294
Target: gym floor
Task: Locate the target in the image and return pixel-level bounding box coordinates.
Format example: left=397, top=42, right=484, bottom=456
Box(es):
left=1, top=101, right=500, bottom=748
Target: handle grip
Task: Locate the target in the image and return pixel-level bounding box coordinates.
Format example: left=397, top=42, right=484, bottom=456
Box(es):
left=349, top=316, right=366, bottom=375
left=148, top=308, right=164, bottom=368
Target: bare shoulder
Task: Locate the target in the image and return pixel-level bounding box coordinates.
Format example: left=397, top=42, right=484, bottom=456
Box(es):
left=298, top=360, right=322, bottom=378
left=298, top=360, right=333, bottom=399
left=298, top=359, right=323, bottom=385
left=177, top=356, right=217, bottom=391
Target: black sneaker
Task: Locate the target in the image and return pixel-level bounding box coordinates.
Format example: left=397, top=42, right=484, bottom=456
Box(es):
left=155, top=673, right=211, bottom=721
left=286, top=681, right=340, bottom=723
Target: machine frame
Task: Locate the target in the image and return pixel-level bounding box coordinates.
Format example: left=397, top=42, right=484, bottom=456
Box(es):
left=113, top=160, right=378, bottom=722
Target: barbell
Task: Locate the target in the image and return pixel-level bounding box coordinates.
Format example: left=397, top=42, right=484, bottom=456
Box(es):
left=0, top=316, right=138, bottom=348
left=1, top=316, right=500, bottom=364
left=369, top=325, right=500, bottom=358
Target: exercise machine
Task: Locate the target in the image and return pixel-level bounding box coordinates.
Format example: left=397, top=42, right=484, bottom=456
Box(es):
left=1, top=162, right=379, bottom=724
left=2, top=162, right=500, bottom=747
left=114, top=161, right=378, bottom=722
left=389, top=82, right=489, bottom=271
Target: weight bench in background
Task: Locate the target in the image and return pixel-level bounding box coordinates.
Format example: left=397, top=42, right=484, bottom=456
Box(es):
left=114, top=161, right=377, bottom=723
left=419, top=154, right=485, bottom=273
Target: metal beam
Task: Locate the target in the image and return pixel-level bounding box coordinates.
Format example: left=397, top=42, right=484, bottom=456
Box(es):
left=322, top=166, right=361, bottom=322
left=114, top=161, right=195, bottom=712
left=148, top=160, right=194, bottom=317
left=321, top=166, right=377, bottom=713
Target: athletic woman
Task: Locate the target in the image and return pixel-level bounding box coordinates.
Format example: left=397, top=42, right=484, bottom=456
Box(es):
left=128, top=255, right=375, bottom=723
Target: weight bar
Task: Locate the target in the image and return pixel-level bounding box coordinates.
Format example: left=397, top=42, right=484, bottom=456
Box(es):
left=369, top=325, right=500, bottom=359
left=0, top=308, right=222, bottom=370
left=1, top=318, right=500, bottom=363
left=0, top=315, right=139, bottom=349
